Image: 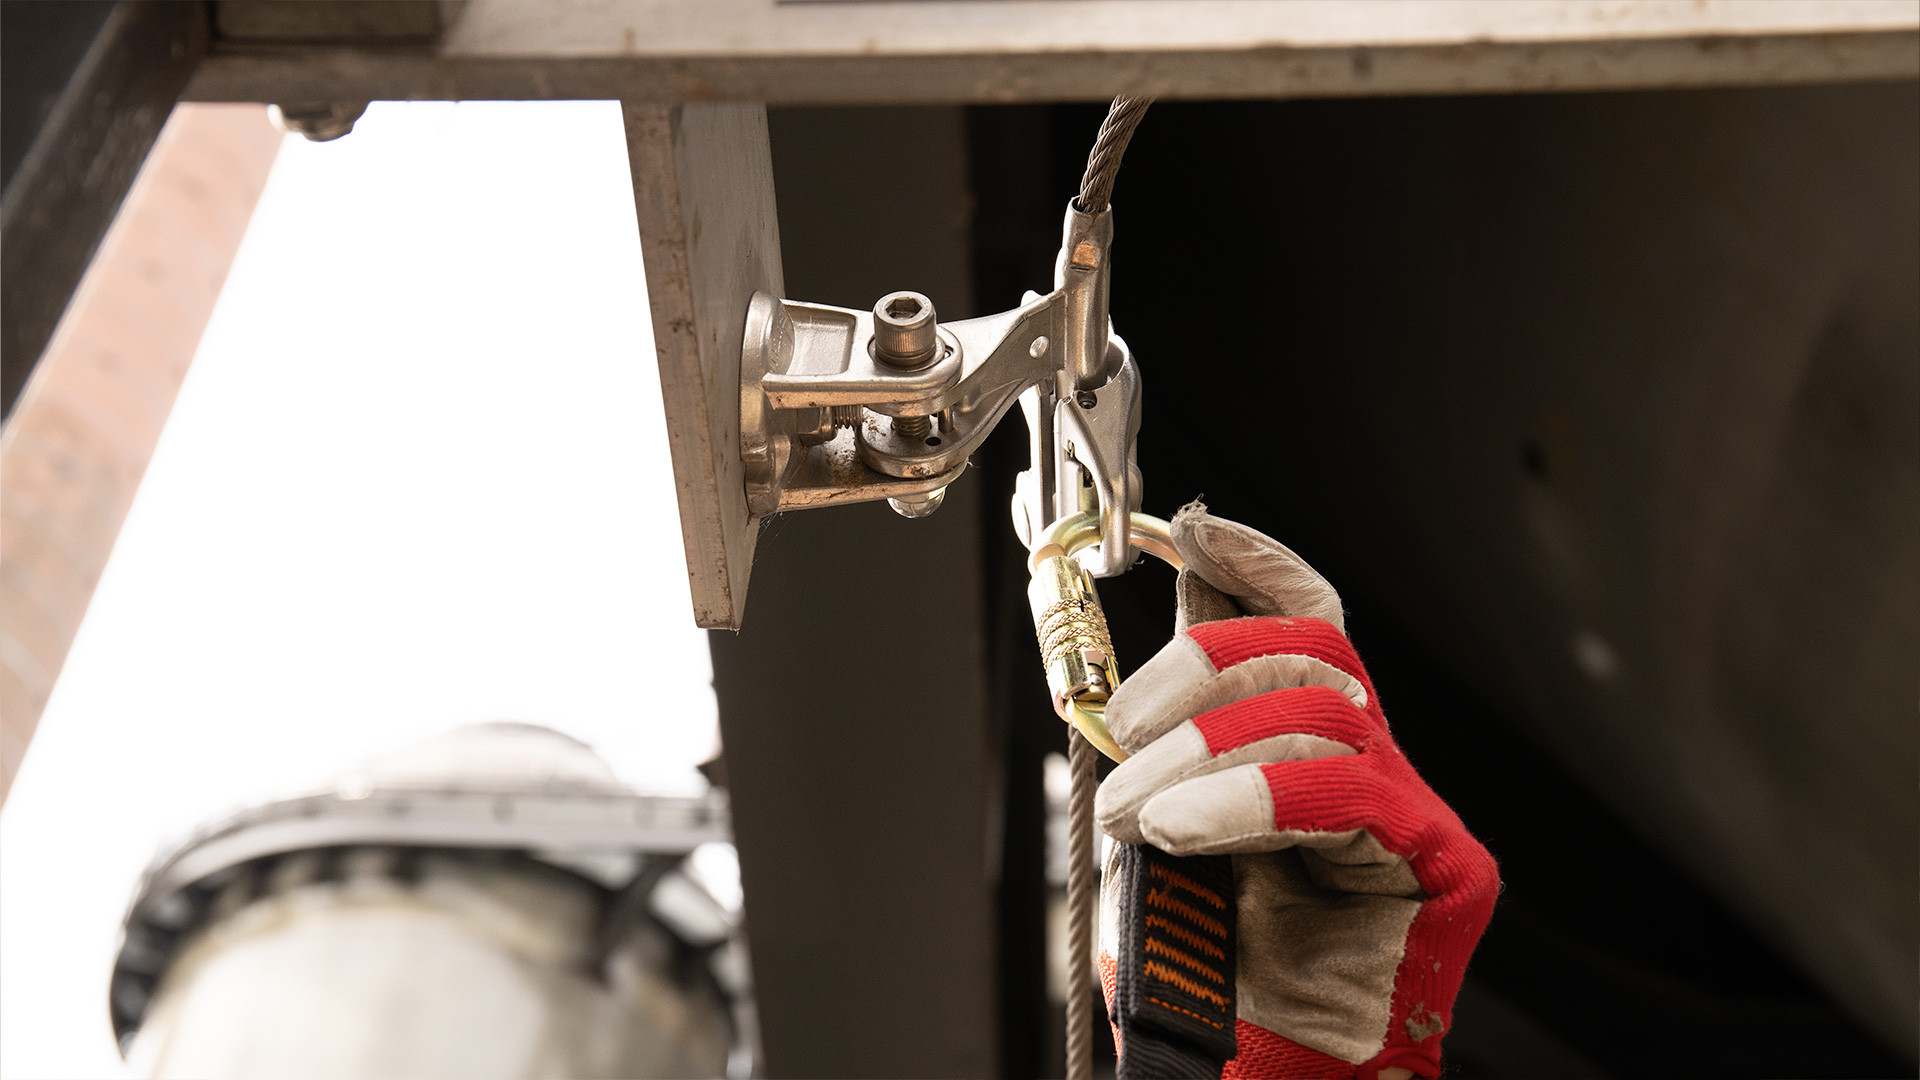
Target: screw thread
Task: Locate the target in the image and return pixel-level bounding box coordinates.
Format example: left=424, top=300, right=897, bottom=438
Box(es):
left=894, top=415, right=932, bottom=440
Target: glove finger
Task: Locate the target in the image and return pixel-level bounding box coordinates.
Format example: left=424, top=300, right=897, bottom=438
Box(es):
left=1106, top=634, right=1369, bottom=753
left=1171, top=502, right=1344, bottom=634
left=1136, top=763, right=1283, bottom=855
left=1173, top=567, right=1241, bottom=633
left=1097, top=686, right=1373, bottom=844
left=1140, top=755, right=1398, bottom=858
left=1254, top=755, right=1448, bottom=899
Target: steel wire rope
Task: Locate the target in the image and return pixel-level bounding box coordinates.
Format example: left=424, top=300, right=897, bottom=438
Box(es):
left=1065, top=93, right=1152, bottom=1080
left=1065, top=727, right=1101, bottom=1080
left=1075, top=95, right=1153, bottom=214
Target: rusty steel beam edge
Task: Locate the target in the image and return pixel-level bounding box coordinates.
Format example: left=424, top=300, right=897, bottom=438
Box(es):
left=0, top=106, right=284, bottom=807
left=1, top=0, right=209, bottom=419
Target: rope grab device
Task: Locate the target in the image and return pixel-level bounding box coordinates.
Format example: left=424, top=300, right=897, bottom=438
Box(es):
left=739, top=97, right=1233, bottom=1079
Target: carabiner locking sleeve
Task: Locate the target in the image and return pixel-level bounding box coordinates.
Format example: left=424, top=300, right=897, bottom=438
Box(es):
left=1027, top=511, right=1183, bottom=761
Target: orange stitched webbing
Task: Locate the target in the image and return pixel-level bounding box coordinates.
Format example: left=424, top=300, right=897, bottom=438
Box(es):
left=1144, top=938, right=1225, bottom=981
left=1145, top=996, right=1226, bottom=1031
left=1144, top=914, right=1226, bottom=959
left=1143, top=961, right=1231, bottom=1007
left=1149, top=863, right=1227, bottom=909
left=1146, top=887, right=1227, bottom=937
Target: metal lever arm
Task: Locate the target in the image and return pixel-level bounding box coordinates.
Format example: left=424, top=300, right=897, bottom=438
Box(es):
left=744, top=288, right=1063, bottom=502
left=738, top=204, right=1140, bottom=571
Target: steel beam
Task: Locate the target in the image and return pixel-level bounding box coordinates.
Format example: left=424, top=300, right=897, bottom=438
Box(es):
left=183, top=0, right=1920, bottom=107
left=623, top=103, right=783, bottom=630
left=1, top=0, right=207, bottom=417
left=704, top=106, right=997, bottom=1078
left=0, top=105, right=282, bottom=804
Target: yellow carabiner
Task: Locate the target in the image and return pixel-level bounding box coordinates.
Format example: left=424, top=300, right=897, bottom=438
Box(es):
left=1026, top=512, right=1184, bottom=762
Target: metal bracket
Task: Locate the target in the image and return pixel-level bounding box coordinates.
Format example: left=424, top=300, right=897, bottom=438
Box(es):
left=739, top=202, right=1145, bottom=575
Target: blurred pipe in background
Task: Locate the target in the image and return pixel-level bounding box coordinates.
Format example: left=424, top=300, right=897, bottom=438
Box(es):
left=114, top=723, right=755, bottom=1079
left=0, top=104, right=281, bottom=804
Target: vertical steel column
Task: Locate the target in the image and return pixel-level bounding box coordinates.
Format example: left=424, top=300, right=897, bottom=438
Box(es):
left=704, top=106, right=997, bottom=1077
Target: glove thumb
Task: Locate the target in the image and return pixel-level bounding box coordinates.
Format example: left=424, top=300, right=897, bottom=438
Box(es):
left=1170, top=502, right=1345, bottom=635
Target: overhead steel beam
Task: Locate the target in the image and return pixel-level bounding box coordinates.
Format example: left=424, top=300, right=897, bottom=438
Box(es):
left=210, top=0, right=448, bottom=45
left=183, top=0, right=1920, bottom=106
left=1, top=0, right=207, bottom=418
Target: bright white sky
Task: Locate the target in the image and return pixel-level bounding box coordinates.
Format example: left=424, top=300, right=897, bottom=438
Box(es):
left=0, top=101, right=717, bottom=1078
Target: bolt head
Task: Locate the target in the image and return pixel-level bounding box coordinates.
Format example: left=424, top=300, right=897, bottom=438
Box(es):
left=872, top=291, right=939, bottom=368
left=270, top=102, right=367, bottom=142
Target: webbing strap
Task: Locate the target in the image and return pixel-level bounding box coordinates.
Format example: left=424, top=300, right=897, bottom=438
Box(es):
left=1110, top=843, right=1237, bottom=1079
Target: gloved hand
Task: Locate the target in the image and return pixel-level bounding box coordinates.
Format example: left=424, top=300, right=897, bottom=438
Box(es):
left=1096, top=503, right=1498, bottom=1080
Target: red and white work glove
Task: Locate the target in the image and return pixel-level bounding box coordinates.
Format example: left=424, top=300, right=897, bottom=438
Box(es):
left=1096, top=504, right=1499, bottom=1079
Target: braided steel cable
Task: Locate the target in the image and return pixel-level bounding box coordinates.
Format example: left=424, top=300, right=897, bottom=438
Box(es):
left=1076, top=95, right=1153, bottom=213
left=1062, top=94, right=1151, bottom=1080
left=1066, top=727, right=1099, bottom=1080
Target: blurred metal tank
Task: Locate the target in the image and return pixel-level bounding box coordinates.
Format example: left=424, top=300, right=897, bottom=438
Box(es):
left=110, top=723, right=757, bottom=1079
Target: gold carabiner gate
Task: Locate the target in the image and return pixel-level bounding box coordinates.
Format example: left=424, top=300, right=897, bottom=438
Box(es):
left=1027, top=512, right=1183, bottom=762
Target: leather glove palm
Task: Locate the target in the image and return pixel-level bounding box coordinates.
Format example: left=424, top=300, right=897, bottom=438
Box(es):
left=1096, top=505, right=1498, bottom=1079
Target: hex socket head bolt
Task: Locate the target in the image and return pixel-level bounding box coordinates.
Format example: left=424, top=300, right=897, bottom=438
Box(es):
left=872, top=292, right=940, bottom=369
left=873, top=291, right=947, bottom=520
